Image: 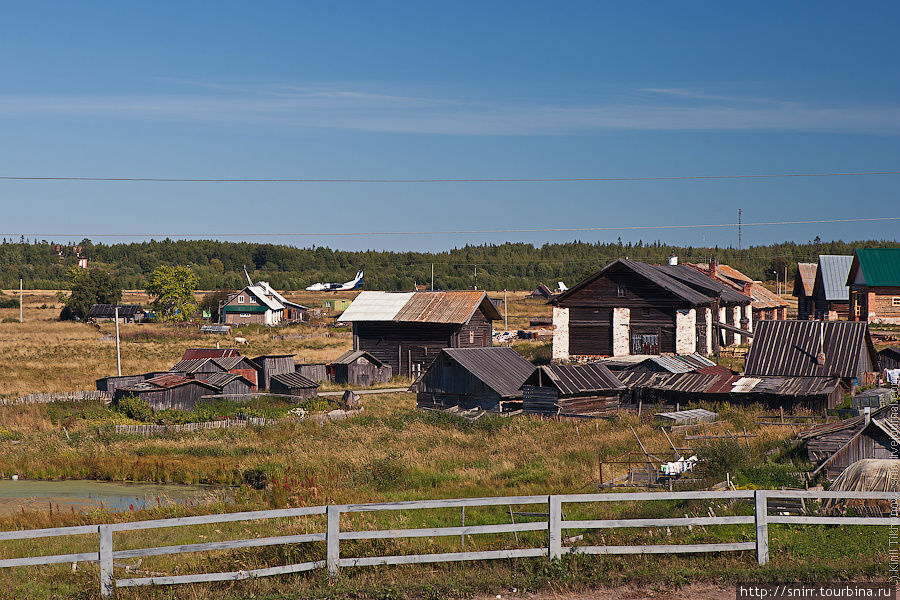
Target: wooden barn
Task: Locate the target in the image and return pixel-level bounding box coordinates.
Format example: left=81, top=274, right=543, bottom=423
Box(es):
left=551, top=259, right=751, bottom=362
left=743, top=320, right=878, bottom=391
left=812, top=255, right=853, bottom=320
left=526, top=284, right=554, bottom=300
left=252, top=354, right=296, bottom=390
left=800, top=405, right=900, bottom=479
left=328, top=350, right=392, bottom=387
left=96, top=374, right=147, bottom=394
left=113, top=374, right=218, bottom=411
left=338, top=291, right=502, bottom=378
left=194, top=372, right=255, bottom=395
left=793, top=262, right=818, bottom=320
left=269, top=372, right=319, bottom=400
left=87, top=304, right=146, bottom=323
left=522, top=362, right=624, bottom=417
left=878, top=347, right=900, bottom=371
left=296, top=363, right=328, bottom=383
left=411, top=347, right=535, bottom=413
left=848, top=248, right=900, bottom=325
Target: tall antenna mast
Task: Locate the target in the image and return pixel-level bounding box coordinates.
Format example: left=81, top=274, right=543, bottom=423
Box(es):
left=242, top=265, right=253, bottom=286
left=738, top=208, right=742, bottom=266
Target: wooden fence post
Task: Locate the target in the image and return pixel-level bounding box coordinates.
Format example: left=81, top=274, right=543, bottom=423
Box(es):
left=326, top=505, right=341, bottom=577
left=99, top=524, right=113, bottom=597
left=548, top=495, right=562, bottom=560
left=755, top=490, right=769, bottom=565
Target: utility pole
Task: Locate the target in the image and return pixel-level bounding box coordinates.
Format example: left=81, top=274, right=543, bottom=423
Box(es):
left=431, top=263, right=434, bottom=291
left=474, top=264, right=477, bottom=290
left=114, top=306, right=121, bottom=376
left=738, top=208, right=742, bottom=267
left=504, top=289, right=508, bottom=330
left=19, top=279, right=23, bottom=323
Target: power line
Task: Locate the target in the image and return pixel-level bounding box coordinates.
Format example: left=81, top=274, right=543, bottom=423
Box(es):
left=4, top=216, right=898, bottom=239
left=0, top=170, right=898, bottom=184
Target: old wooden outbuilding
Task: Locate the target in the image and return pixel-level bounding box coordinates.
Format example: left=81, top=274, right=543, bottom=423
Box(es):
left=800, top=405, right=900, bottom=479
left=848, top=248, right=900, bottom=325
left=252, top=354, right=296, bottom=390
left=812, top=255, right=853, bottom=320
left=296, top=362, right=328, bottom=383
left=338, top=290, right=502, bottom=378
left=877, top=347, right=900, bottom=371
left=688, top=260, right=788, bottom=321
left=269, top=372, right=319, bottom=400
left=113, top=374, right=218, bottom=411
left=194, top=372, right=255, bottom=395
left=327, top=350, right=392, bottom=387
left=96, top=374, right=148, bottom=395
left=522, top=362, right=624, bottom=417
left=411, top=347, right=535, bottom=413
left=793, top=262, right=818, bottom=320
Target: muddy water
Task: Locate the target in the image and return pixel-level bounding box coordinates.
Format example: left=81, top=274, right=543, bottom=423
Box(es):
left=0, top=480, right=233, bottom=515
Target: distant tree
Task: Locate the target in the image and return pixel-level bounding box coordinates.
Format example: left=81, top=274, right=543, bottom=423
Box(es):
left=198, top=289, right=232, bottom=322
left=146, top=265, right=199, bottom=322
left=59, top=268, right=122, bottom=321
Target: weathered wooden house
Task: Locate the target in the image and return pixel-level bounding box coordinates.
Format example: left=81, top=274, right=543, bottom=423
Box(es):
left=252, top=354, right=296, bottom=390
left=800, top=405, right=900, bottom=479
left=113, top=374, right=218, bottom=411
left=87, top=304, right=146, bottom=323
left=793, top=263, right=818, bottom=320
left=194, top=372, right=255, bottom=395
left=338, top=291, right=502, bottom=378
left=522, top=362, right=624, bottom=417
left=813, top=255, right=852, bottom=320
left=688, top=260, right=788, bottom=321
left=269, top=372, right=319, bottom=400
left=877, top=347, right=900, bottom=371
left=412, top=347, right=535, bottom=413
left=743, top=320, right=878, bottom=392
left=526, top=284, right=554, bottom=300
left=550, top=259, right=750, bottom=361
left=296, top=363, right=328, bottom=383
left=327, top=350, right=392, bottom=387
left=848, top=248, right=900, bottom=324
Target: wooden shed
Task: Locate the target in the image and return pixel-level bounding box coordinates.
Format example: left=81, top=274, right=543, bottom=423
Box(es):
left=296, top=363, right=328, bottom=383
left=113, top=375, right=218, bottom=411
left=252, top=354, right=296, bottom=390
left=411, top=347, right=535, bottom=413
left=328, top=350, right=392, bottom=387
left=193, top=372, right=255, bottom=395
left=877, top=347, right=900, bottom=371
left=812, top=255, right=852, bottom=320
left=96, top=374, right=147, bottom=395
left=522, top=362, right=624, bottom=417
left=269, top=372, right=319, bottom=400
left=800, top=405, right=900, bottom=479
left=338, top=290, right=502, bottom=378
left=793, top=262, right=818, bottom=320
left=170, top=358, right=228, bottom=376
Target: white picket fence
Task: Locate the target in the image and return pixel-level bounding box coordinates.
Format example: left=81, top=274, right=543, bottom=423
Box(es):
left=0, top=489, right=895, bottom=597
left=0, top=391, right=111, bottom=406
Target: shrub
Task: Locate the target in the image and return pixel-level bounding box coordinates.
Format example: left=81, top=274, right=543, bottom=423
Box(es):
left=0, top=298, right=18, bottom=309
left=242, top=467, right=268, bottom=490
left=113, top=395, right=153, bottom=422
left=299, top=397, right=334, bottom=413
left=697, top=438, right=749, bottom=479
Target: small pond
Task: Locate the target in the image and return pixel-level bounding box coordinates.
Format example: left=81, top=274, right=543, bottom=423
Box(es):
left=0, top=480, right=233, bottom=516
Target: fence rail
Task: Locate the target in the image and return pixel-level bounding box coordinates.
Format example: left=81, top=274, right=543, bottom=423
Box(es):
left=0, top=489, right=895, bottom=597
left=0, top=390, right=111, bottom=406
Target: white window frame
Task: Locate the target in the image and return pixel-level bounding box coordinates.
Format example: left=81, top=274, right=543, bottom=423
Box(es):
left=617, top=285, right=627, bottom=298
left=240, top=313, right=250, bottom=318
left=238, top=295, right=245, bottom=304
left=892, top=297, right=900, bottom=307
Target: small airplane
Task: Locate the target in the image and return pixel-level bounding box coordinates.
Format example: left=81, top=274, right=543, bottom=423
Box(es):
left=305, top=270, right=364, bottom=292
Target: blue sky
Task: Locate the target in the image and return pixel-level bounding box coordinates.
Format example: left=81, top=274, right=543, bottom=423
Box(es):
left=1, top=2, right=898, bottom=251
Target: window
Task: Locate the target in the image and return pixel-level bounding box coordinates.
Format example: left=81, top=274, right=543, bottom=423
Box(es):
left=238, top=295, right=245, bottom=304
left=240, top=313, right=250, bottom=318
left=469, top=330, right=475, bottom=344
left=617, top=285, right=626, bottom=298
left=893, top=297, right=900, bottom=307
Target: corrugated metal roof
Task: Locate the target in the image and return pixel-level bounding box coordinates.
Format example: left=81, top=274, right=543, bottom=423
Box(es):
left=687, top=263, right=787, bottom=309
left=339, top=291, right=501, bottom=324
left=851, top=248, right=900, bottom=287
left=246, top=285, right=285, bottom=311
left=139, top=374, right=217, bottom=390
left=743, top=320, right=874, bottom=378
left=200, top=372, right=252, bottom=389
left=817, top=255, right=853, bottom=302
left=653, top=264, right=752, bottom=304
left=330, top=349, right=384, bottom=367
left=270, top=372, right=318, bottom=389
left=440, top=347, right=536, bottom=398
left=794, top=263, right=817, bottom=297
left=212, top=356, right=255, bottom=370
left=535, top=362, right=624, bottom=395
left=181, top=348, right=240, bottom=361
left=635, top=354, right=717, bottom=373
left=170, top=358, right=221, bottom=374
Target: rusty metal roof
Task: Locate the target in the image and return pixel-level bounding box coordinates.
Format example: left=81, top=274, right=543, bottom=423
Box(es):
left=529, top=362, right=624, bottom=395
left=340, top=291, right=501, bottom=324
left=181, top=348, right=241, bottom=361
left=793, top=263, right=817, bottom=297
left=744, top=320, right=875, bottom=378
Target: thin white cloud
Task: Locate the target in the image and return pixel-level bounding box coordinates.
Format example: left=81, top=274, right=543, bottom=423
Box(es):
left=0, top=84, right=897, bottom=135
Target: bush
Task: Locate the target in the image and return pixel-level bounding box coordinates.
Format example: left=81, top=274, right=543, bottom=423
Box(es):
left=0, top=298, right=18, bottom=309
left=113, top=395, right=153, bottom=422
left=697, top=439, right=749, bottom=479
left=299, top=397, right=334, bottom=412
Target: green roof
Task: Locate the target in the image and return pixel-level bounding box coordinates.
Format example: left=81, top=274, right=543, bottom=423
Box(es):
left=223, top=305, right=268, bottom=313
left=855, top=248, right=900, bottom=287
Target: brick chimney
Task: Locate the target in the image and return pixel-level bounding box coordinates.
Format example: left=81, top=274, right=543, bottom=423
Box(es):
left=743, top=282, right=753, bottom=295
left=709, top=257, right=718, bottom=277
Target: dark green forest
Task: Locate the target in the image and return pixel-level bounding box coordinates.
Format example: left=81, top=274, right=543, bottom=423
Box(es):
left=1, top=237, right=898, bottom=292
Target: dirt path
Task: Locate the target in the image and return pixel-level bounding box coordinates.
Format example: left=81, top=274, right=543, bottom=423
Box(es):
left=474, top=582, right=734, bottom=600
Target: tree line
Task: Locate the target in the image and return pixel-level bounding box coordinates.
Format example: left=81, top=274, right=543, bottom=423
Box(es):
left=2, top=237, right=898, bottom=292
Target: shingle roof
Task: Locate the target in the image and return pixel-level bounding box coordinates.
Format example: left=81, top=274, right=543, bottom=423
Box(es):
left=743, top=320, right=875, bottom=378
left=794, top=263, right=817, bottom=297
left=817, top=255, right=853, bottom=302
left=438, top=347, right=536, bottom=398
left=531, top=362, right=624, bottom=394
left=339, top=291, right=502, bottom=323
left=848, top=248, right=900, bottom=287
left=330, top=350, right=384, bottom=367
left=270, top=372, right=319, bottom=389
